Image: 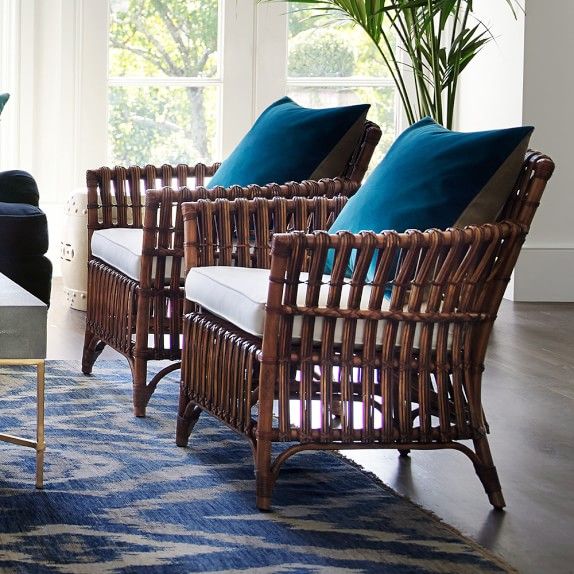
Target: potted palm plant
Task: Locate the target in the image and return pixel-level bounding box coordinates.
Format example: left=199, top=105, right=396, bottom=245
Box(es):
left=268, top=0, right=521, bottom=129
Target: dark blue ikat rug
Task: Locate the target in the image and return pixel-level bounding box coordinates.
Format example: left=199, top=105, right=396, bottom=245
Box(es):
left=0, top=361, right=513, bottom=573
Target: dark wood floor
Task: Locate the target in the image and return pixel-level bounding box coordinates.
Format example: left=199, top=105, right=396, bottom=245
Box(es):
left=47, top=278, right=574, bottom=574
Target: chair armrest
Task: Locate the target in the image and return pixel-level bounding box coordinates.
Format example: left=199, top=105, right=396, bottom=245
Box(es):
left=263, top=222, right=528, bottom=346
left=182, top=195, right=349, bottom=273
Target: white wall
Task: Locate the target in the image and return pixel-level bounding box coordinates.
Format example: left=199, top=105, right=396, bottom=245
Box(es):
left=40, top=0, right=109, bottom=198
left=1, top=1, right=108, bottom=199
left=458, top=0, right=574, bottom=301
left=519, top=0, right=574, bottom=300
left=457, top=1, right=525, bottom=130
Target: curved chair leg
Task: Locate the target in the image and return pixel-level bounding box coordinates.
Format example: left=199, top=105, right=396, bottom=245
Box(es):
left=473, top=436, right=506, bottom=510
left=176, top=395, right=203, bottom=447
left=82, top=330, right=106, bottom=375
left=131, top=360, right=181, bottom=417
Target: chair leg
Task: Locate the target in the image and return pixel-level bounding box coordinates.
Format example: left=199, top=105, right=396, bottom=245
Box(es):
left=175, top=406, right=203, bottom=447
left=132, top=358, right=148, bottom=417
left=81, top=330, right=106, bottom=375
left=255, top=440, right=275, bottom=511
left=473, top=436, right=506, bottom=510
left=176, top=393, right=203, bottom=447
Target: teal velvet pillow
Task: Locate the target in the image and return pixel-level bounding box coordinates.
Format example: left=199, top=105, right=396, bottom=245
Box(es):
left=208, top=96, right=369, bottom=188
left=0, top=93, right=9, bottom=115
left=326, top=117, right=533, bottom=277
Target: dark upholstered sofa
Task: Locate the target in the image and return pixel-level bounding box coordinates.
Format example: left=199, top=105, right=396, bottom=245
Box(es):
left=0, top=170, right=52, bottom=305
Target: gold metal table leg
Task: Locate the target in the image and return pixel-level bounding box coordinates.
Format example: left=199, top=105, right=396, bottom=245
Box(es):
left=35, top=360, right=45, bottom=488
left=0, top=359, right=46, bottom=488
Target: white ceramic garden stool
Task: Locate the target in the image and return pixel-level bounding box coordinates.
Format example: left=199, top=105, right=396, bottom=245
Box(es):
left=60, top=189, right=89, bottom=311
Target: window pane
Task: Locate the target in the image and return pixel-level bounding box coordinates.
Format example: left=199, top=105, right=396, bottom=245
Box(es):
left=287, top=4, right=397, bottom=168
left=108, top=85, right=219, bottom=165
left=287, top=86, right=396, bottom=157
left=108, top=0, right=222, bottom=164
left=287, top=6, right=391, bottom=79
left=109, top=0, right=219, bottom=78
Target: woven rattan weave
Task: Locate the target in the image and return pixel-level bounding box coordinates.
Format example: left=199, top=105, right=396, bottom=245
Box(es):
left=177, top=151, right=554, bottom=510
left=82, top=121, right=382, bottom=416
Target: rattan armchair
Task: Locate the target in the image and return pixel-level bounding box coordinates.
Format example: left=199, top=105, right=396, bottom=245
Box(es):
left=82, top=121, right=382, bottom=416
left=177, top=151, right=554, bottom=510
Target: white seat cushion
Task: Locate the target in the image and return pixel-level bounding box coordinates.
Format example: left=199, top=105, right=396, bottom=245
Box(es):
left=185, top=266, right=399, bottom=345
left=91, top=228, right=185, bottom=282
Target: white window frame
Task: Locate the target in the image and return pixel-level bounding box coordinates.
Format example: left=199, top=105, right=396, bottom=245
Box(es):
left=106, top=0, right=270, bottom=163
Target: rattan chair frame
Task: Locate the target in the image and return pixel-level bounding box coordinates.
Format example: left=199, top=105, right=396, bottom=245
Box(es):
left=82, top=121, right=382, bottom=416
left=177, top=151, right=555, bottom=510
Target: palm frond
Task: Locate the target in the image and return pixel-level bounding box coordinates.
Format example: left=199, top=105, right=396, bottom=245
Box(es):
left=260, top=0, right=522, bottom=128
